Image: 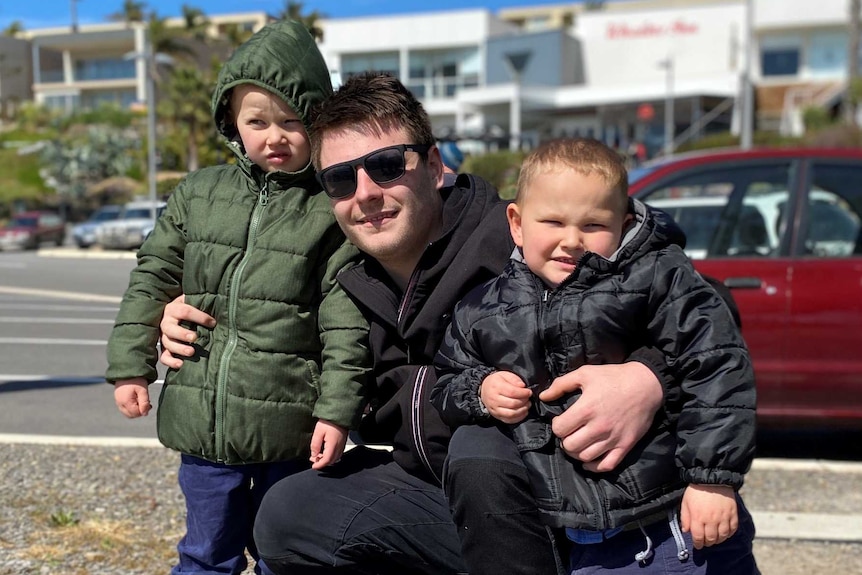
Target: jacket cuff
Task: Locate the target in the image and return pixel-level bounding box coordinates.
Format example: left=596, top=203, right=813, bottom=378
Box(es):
left=627, top=346, right=671, bottom=399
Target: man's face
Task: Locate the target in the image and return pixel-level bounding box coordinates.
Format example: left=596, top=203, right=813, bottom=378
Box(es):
left=231, top=85, right=310, bottom=173
left=320, top=127, right=445, bottom=282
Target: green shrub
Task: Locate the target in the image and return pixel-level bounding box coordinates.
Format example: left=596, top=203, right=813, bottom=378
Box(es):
left=462, top=150, right=525, bottom=200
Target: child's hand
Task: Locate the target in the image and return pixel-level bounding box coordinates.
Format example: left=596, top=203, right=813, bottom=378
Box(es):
left=480, top=371, right=532, bottom=424
left=680, top=484, right=738, bottom=549
left=309, top=419, right=348, bottom=470
left=113, top=378, right=151, bottom=418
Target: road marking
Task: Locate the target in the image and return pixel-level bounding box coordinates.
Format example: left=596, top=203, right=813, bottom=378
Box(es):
left=752, top=458, right=862, bottom=474
left=0, top=317, right=115, bottom=324
left=0, top=304, right=118, bottom=312
left=0, top=338, right=107, bottom=345
left=0, top=286, right=122, bottom=303
left=0, top=375, right=164, bottom=385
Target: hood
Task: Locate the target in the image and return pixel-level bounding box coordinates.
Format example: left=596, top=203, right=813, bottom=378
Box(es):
left=211, top=19, right=333, bottom=167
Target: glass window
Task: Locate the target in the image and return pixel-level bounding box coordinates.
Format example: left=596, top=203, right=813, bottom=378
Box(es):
left=637, top=164, right=793, bottom=260
left=806, top=164, right=862, bottom=257
left=762, top=48, right=800, bottom=77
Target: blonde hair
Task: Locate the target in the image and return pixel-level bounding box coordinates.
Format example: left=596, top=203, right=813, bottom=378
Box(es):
left=516, top=138, right=629, bottom=210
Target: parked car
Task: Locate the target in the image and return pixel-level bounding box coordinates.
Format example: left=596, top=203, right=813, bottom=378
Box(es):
left=0, top=211, right=66, bottom=250
left=71, top=205, right=123, bottom=248
left=96, top=200, right=167, bottom=250
left=629, top=147, right=862, bottom=429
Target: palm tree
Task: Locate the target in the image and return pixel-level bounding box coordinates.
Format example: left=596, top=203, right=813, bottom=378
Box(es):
left=181, top=4, right=210, bottom=42
left=109, top=0, right=148, bottom=25
left=2, top=21, right=25, bottom=37
left=275, top=1, right=326, bottom=42
left=158, top=61, right=218, bottom=172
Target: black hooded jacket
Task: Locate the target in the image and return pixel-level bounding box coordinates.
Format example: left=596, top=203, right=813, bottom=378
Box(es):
left=432, top=200, right=756, bottom=529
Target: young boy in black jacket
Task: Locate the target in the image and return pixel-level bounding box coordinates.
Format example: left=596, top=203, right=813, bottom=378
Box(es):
left=433, top=138, right=760, bottom=574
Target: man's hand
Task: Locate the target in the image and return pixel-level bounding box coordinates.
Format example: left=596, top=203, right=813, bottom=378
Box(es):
left=309, top=420, right=348, bottom=470
left=538, top=362, right=662, bottom=472
left=114, top=378, right=152, bottom=418
left=480, top=371, right=532, bottom=424
left=159, top=294, right=216, bottom=369
left=680, top=484, right=738, bottom=549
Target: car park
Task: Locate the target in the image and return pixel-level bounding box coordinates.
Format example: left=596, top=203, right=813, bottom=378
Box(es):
left=96, top=200, right=166, bottom=250
left=629, top=147, right=862, bottom=429
left=71, top=205, right=123, bottom=248
left=0, top=211, right=66, bottom=250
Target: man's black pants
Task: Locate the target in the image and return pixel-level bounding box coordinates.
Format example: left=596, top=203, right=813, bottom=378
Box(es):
left=254, top=425, right=564, bottom=574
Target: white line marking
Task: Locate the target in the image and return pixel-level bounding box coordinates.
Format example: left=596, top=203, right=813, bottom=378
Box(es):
left=0, top=375, right=164, bottom=385
left=0, top=286, right=122, bottom=303
left=751, top=458, right=862, bottom=474
left=0, top=317, right=115, bottom=324
left=0, top=338, right=107, bottom=345
left=752, top=511, right=862, bottom=542
left=0, top=304, right=119, bottom=312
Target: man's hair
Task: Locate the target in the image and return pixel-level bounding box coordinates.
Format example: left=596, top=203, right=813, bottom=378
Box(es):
left=516, top=138, right=629, bottom=210
left=309, top=73, right=436, bottom=168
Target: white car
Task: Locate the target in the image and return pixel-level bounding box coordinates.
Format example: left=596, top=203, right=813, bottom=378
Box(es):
left=97, top=200, right=166, bottom=250
left=71, top=205, right=123, bottom=248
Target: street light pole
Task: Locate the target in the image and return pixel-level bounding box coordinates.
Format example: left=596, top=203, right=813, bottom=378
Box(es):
left=740, top=0, right=754, bottom=149
left=145, top=39, right=158, bottom=225
left=659, top=57, right=675, bottom=156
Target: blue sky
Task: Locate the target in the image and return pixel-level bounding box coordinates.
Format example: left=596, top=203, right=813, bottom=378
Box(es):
left=0, top=0, right=597, bottom=31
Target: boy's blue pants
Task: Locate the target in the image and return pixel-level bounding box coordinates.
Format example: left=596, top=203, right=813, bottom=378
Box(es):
left=171, top=453, right=308, bottom=575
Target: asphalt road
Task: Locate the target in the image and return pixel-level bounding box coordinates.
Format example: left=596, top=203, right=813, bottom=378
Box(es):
left=2, top=246, right=862, bottom=575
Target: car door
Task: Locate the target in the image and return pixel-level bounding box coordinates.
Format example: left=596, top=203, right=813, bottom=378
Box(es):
left=782, top=159, right=862, bottom=423
left=633, top=159, right=797, bottom=420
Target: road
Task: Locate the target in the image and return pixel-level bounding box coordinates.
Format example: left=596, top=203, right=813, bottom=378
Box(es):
left=1, top=247, right=862, bottom=575
left=0, top=247, right=161, bottom=440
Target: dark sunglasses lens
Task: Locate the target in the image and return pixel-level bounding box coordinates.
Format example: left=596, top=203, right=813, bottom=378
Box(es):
left=321, top=166, right=357, bottom=199
left=365, top=148, right=406, bottom=184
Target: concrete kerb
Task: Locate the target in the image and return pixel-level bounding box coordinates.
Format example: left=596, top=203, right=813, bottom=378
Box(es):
left=37, top=246, right=137, bottom=260
left=0, top=433, right=860, bottom=544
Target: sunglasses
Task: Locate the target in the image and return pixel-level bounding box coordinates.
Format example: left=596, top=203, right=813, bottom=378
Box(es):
left=316, top=144, right=432, bottom=199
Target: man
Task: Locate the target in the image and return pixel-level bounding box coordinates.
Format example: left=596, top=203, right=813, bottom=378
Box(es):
left=160, top=74, right=671, bottom=574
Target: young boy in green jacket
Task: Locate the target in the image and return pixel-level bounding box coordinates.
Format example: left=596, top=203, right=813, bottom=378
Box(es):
left=105, top=20, right=369, bottom=575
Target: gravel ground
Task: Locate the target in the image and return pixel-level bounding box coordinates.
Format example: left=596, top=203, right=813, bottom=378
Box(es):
left=1, top=442, right=860, bottom=575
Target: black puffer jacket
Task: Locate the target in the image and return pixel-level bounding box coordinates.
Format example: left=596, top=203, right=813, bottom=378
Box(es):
left=432, top=200, right=756, bottom=529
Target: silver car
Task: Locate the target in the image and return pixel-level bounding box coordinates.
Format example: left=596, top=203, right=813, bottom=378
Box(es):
left=97, top=201, right=167, bottom=250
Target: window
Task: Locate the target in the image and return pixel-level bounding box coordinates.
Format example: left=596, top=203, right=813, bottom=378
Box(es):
left=806, top=164, right=862, bottom=257
left=761, top=48, right=800, bottom=77
left=637, top=164, right=793, bottom=260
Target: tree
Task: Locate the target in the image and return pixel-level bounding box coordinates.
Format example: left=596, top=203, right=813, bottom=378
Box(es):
left=158, top=61, right=218, bottom=172
left=109, top=0, right=148, bottom=25
left=181, top=4, right=210, bottom=42
left=275, top=1, right=326, bottom=42
left=2, top=21, right=24, bottom=37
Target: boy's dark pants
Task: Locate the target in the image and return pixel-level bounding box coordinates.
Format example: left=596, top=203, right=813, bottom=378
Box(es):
left=254, top=426, right=564, bottom=574
left=173, top=454, right=307, bottom=575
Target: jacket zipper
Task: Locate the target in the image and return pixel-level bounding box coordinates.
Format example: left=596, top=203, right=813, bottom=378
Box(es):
left=214, top=183, right=269, bottom=461
left=411, top=365, right=440, bottom=484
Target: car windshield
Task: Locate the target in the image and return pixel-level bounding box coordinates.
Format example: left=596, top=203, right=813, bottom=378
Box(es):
left=8, top=217, right=37, bottom=227
left=124, top=208, right=155, bottom=219
left=92, top=209, right=120, bottom=222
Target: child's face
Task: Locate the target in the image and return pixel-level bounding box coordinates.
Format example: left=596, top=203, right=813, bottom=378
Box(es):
left=231, top=84, right=310, bottom=173
left=506, top=168, right=631, bottom=288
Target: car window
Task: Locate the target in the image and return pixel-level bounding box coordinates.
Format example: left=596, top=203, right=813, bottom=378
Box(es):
left=93, top=209, right=121, bottom=222
left=636, top=163, right=793, bottom=260
left=124, top=208, right=154, bottom=219
left=806, top=163, right=862, bottom=257
left=9, top=216, right=37, bottom=227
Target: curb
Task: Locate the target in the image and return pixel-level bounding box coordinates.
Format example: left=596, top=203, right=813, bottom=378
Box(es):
left=752, top=511, right=862, bottom=543
left=37, top=247, right=137, bottom=260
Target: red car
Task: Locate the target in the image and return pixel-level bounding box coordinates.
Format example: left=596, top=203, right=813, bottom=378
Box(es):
left=0, top=211, right=66, bottom=250
left=630, top=148, right=862, bottom=429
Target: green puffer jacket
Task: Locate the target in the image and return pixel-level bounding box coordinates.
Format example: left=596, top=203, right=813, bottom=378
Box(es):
left=106, top=20, right=370, bottom=465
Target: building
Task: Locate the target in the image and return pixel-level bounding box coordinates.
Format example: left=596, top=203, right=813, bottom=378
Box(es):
left=17, top=12, right=271, bottom=114
left=3, top=1, right=858, bottom=155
